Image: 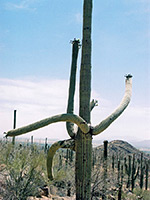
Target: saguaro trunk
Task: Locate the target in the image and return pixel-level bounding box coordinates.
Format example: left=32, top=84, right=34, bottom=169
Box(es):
left=75, top=0, right=92, bottom=199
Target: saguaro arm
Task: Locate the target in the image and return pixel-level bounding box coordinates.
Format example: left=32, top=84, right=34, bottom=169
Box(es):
left=93, top=75, right=132, bottom=135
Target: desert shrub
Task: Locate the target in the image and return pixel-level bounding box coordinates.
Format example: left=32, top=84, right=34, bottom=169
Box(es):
left=133, top=188, right=150, bottom=200
left=0, top=140, right=76, bottom=198
left=0, top=142, right=47, bottom=200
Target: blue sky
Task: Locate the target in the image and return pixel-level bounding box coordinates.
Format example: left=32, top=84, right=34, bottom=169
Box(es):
left=0, top=0, right=149, bottom=142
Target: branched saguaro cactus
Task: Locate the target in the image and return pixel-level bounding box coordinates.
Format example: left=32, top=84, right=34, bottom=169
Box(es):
left=5, top=0, right=132, bottom=199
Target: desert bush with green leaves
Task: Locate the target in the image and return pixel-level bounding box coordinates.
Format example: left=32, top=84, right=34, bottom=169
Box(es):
left=0, top=140, right=75, bottom=199
left=0, top=141, right=48, bottom=199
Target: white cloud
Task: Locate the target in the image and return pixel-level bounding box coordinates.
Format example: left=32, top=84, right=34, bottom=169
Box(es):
left=92, top=106, right=150, bottom=142
left=0, top=78, right=70, bottom=140
left=5, top=0, right=40, bottom=11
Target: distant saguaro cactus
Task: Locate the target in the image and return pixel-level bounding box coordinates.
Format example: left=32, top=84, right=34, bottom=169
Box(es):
left=139, top=153, right=145, bottom=189
left=44, top=138, right=48, bottom=154
left=124, top=155, right=132, bottom=188
left=118, top=158, right=121, bottom=186
left=5, top=0, right=132, bottom=199
left=145, top=161, right=149, bottom=190
left=69, top=149, right=74, bottom=163
left=102, top=140, right=108, bottom=200
left=31, top=135, right=33, bottom=145
left=131, top=154, right=139, bottom=191
left=12, top=110, right=17, bottom=145
left=112, top=154, right=115, bottom=171
left=118, top=165, right=124, bottom=200
left=103, top=140, right=108, bottom=160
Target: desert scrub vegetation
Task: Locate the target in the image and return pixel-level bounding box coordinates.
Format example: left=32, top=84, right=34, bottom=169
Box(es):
left=51, top=148, right=75, bottom=196
left=91, top=141, right=150, bottom=200
left=120, top=188, right=150, bottom=200
left=0, top=139, right=150, bottom=199
left=0, top=140, right=75, bottom=199
left=0, top=140, right=47, bottom=199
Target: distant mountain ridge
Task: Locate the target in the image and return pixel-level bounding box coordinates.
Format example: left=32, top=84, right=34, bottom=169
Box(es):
left=95, top=140, right=150, bottom=160
left=93, top=139, right=150, bottom=149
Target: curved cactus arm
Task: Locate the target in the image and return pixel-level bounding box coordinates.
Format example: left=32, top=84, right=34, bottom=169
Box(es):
left=66, top=39, right=80, bottom=138
left=92, top=76, right=132, bottom=135
left=47, top=139, right=75, bottom=180
left=90, top=99, right=98, bottom=111
left=4, top=113, right=90, bottom=137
